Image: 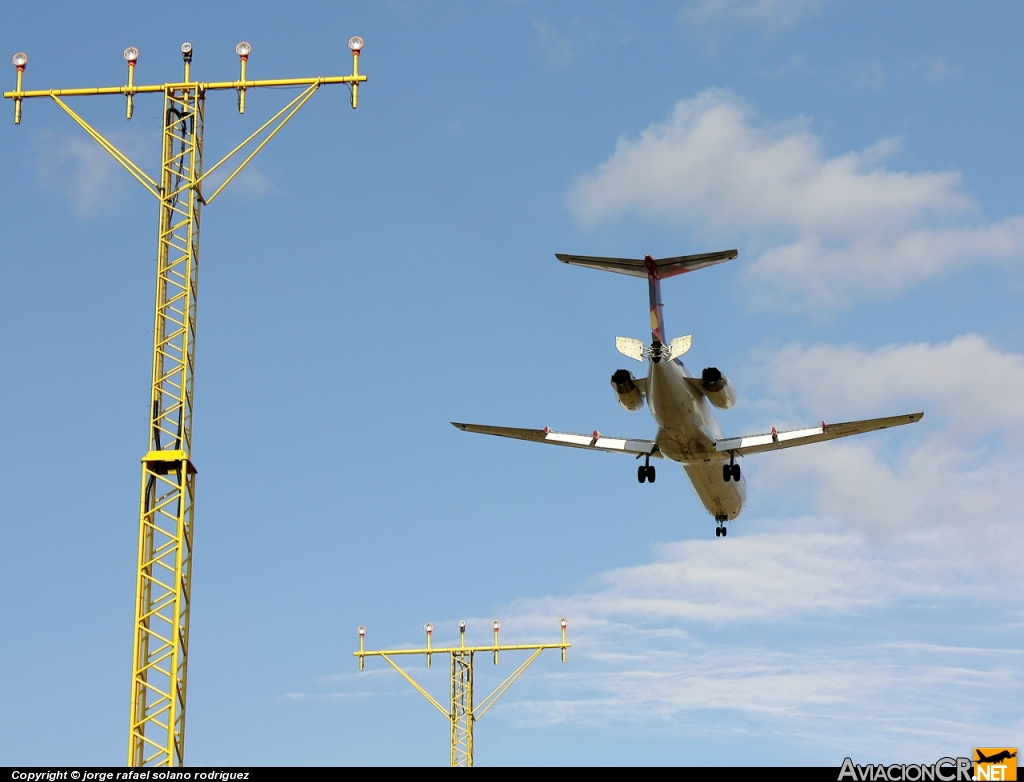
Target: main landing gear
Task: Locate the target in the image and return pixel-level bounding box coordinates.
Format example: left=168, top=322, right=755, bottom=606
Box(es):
left=722, top=455, right=741, bottom=482
left=637, top=454, right=656, bottom=484
left=715, top=515, right=728, bottom=537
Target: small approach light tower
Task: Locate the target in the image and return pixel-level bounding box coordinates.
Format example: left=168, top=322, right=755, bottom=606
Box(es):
left=355, top=619, right=571, bottom=767
left=5, top=39, right=368, bottom=768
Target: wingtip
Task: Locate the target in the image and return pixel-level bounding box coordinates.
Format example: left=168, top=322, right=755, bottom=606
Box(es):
left=451, top=421, right=469, bottom=431
left=554, top=253, right=570, bottom=263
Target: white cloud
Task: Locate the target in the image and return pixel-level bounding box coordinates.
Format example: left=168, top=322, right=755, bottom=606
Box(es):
left=755, top=334, right=1024, bottom=436
left=680, top=0, right=834, bottom=31
left=500, top=637, right=1023, bottom=760
left=850, top=58, right=887, bottom=90
left=568, top=90, right=1024, bottom=311
left=32, top=129, right=273, bottom=214
left=907, top=57, right=959, bottom=84
left=746, top=220, right=1024, bottom=310
left=33, top=130, right=153, bottom=217
left=202, top=164, right=274, bottom=200
left=745, top=335, right=1024, bottom=560
left=534, top=21, right=573, bottom=66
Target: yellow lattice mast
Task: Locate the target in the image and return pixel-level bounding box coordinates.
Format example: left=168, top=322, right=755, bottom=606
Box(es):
left=355, top=619, right=571, bottom=766
left=5, top=39, right=368, bottom=767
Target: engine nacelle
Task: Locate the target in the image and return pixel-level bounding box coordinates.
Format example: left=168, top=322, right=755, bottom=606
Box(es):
left=701, top=367, right=737, bottom=410
left=611, top=369, right=645, bottom=412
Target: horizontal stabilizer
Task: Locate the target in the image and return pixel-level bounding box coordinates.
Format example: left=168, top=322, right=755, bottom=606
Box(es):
left=452, top=422, right=660, bottom=457
left=556, top=249, right=737, bottom=279
left=715, top=413, right=924, bottom=457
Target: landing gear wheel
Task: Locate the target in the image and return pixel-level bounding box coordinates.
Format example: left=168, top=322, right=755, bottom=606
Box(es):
left=646, top=465, right=656, bottom=483
left=722, top=526, right=728, bottom=537
left=638, top=465, right=647, bottom=483
left=722, top=464, right=731, bottom=482
left=731, top=463, right=741, bottom=481
left=715, top=527, right=721, bottom=537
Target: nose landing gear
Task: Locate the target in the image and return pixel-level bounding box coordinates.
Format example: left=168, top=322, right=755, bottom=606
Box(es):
left=637, top=454, right=656, bottom=484
left=715, top=515, right=728, bottom=537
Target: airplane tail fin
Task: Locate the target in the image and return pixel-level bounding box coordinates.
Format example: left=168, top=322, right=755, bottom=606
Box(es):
left=556, top=250, right=737, bottom=347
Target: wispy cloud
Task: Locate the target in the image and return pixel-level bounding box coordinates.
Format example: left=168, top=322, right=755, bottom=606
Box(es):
left=534, top=21, right=574, bottom=65
left=680, top=0, right=835, bottom=32
left=568, top=90, right=1024, bottom=311
left=850, top=58, right=887, bottom=90
left=202, top=164, right=274, bottom=201
left=30, top=127, right=275, bottom=214
left=763, top=54, right=813, bottom=79
left=906, top=57, right=959, bottom=84
left=32, top=129, right=155, bottom=217
left=499, top=636, right=1023, bottom=760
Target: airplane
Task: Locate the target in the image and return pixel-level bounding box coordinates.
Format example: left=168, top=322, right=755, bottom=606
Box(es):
left=452, top=250, right=923, bottom=537
left=975, top=750, right=1017, bottom=764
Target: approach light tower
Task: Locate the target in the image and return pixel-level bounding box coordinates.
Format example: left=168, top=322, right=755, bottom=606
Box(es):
left=5, top=39, right=368, bottom=767
left=355, top=619, right=571, bottom=767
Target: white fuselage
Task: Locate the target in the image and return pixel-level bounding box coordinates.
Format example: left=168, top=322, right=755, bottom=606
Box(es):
left=645, top=357, right=746, bottom=521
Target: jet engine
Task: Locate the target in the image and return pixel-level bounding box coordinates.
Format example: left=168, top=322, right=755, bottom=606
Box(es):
left=701, top=367, right=736, bottom=410
left=610, top=369, right=645, bottom=412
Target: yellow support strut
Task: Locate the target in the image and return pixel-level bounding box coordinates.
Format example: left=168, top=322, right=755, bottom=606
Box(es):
left=5, top=40, right=368, bottom=767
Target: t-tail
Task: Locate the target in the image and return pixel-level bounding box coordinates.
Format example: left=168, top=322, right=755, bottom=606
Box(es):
left=555, top=249, right=738, bottom=359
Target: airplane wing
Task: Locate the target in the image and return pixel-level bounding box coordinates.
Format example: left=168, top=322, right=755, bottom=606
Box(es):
left=555, top=250, right=737, bottom=279
left=451, top=422, right=661, bottom=457
left=715, top=413, right=923, bottom=457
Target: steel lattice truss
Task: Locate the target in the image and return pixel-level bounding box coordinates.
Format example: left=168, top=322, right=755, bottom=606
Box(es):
left=5, top=41, right=367, bottom=767
left=451, top=653, right=473, bottom=767
left=129, top=85, right=204, bottom=766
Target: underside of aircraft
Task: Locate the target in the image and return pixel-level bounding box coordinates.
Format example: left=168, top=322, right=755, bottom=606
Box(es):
left=454, top=250, right=923, bottom=536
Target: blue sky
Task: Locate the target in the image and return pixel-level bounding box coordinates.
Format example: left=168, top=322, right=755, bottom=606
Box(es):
left=1, top=0, right=1021, bottom=767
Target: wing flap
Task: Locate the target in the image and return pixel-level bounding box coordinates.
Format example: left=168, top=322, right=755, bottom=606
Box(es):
left=716, top=413, right=923, bottom=457
left=452, top=422, right=660, bottom=457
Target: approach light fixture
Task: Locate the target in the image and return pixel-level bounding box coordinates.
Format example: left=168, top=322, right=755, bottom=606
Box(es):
left=423, top=622, right=433, bottom=634
left=123, top=47, right=139, bottom=63
left=458, top=620, right=466, bottom=632
left=559, top=618, right=568, bottom=629
left=491, top=620, right=501, bottom=631
left=347, top=36, right=364, bottom=52
left=357, top=625, right=366, bottom=637
left=234, top=42, right=251, bottom=114
left=11, top=53, right=27, bottom=124
left=180, top=42, right=193, bottom=64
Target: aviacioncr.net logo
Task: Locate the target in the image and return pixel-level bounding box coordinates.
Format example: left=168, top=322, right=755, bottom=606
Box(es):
left=839, top=757, right=973, bottom=781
